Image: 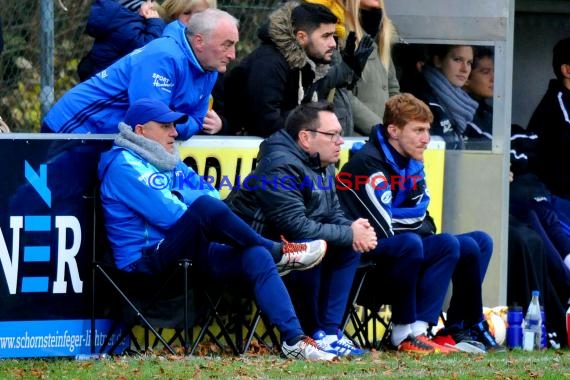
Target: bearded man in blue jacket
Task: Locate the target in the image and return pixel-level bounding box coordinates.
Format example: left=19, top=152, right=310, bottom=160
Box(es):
left=98, top=97, right=336, bottom=361
left=43, top=8, right=236, bottom=139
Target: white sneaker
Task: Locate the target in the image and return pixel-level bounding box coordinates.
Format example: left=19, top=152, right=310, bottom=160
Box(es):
left=281, top=336, right=337, bottom=361
left=277, top=237, right=326, bottom=276
left=454, top=340, right=487, bottom=354
left=313, top=330, right=368, bottom=356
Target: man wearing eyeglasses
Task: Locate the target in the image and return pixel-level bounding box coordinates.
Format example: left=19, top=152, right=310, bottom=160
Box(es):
left=226, top=101, right=377, bottom=357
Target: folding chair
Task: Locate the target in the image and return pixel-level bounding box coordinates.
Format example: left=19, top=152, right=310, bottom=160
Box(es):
left=190, top=281, right=280, bottom=355
left=91, top=189, right=274, bottom=357
left=90, top=184, right=198, bottom=355
left=341, top=260, right=392, bottom=350
left=92, top=252, right=194, bottom=355
left=239, top=303, right=281, bottom=354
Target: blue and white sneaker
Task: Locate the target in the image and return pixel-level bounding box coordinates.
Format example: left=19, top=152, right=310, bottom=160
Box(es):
left=313, top=330, right=368, bottom=356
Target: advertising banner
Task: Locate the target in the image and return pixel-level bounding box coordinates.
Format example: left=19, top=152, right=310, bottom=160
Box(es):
left=0, top=136, right=128, bottom=358
left=0, top=135, right=444, bottom=358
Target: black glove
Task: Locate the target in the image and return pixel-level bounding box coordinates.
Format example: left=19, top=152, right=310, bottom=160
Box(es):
left=341, top=31, right=374, bottom=79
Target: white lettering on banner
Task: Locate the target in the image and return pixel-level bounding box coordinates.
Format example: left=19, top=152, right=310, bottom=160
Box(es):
left=0, top=217, right=23, bottom=294
left=53, top=216, right=83, bottom=293
left=0, top=160, right=84, bottom=295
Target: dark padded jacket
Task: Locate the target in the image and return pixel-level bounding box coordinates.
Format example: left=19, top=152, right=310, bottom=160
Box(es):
left=224, top=1, right=354, bottom=137
left=78, top=0, right=165, bottom=81
left=225, top=129, right=353, bottom=246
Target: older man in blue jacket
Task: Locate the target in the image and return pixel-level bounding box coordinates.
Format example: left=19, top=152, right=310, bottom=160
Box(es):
left=43, top=8, right=236, bottom=139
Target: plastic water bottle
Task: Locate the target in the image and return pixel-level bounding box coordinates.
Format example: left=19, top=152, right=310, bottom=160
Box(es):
left=506, top=305, right=523, bottom=349
left=540, top=308, right=547, bottom=349
left=522, top=290, right=542, bottom=351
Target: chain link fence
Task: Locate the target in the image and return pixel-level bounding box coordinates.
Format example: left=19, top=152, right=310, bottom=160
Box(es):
left=0, top=0, right=281, bottom=132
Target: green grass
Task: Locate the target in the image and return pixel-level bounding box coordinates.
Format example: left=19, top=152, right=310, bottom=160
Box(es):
left=1, top=349, right=569, bottom=379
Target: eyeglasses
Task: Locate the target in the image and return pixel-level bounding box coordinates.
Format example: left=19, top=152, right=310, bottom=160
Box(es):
left=307, top=129, right=343, bottom=142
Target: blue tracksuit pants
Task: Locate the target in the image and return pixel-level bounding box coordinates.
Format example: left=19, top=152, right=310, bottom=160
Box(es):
left=127, top=195, right=304, bottom=343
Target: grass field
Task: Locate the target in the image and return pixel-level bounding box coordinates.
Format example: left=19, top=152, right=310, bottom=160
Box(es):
left=1, top=348, right=569, bottom=379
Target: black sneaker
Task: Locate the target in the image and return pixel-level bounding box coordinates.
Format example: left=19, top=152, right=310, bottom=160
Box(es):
left=470, top=320, right=506, bottom=352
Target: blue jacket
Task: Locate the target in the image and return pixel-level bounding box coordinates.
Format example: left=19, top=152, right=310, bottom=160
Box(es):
left=162, top=19, right=185, bottom=38
left=78, top=0, right=165, bottom=81
left=44, top=26, right=217, bottom=139
left=98, top=145, right=219, bottom=270
left=337, top=126, right=434, bottom=239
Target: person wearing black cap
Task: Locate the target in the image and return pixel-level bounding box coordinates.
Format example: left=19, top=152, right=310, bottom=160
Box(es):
left=98, top=97, right=336, bottom=361
left=527, top=37, right=570, bottom=201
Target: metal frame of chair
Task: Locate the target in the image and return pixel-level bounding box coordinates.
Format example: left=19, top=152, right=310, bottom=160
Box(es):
left=341, top=261, right=392, bottom=350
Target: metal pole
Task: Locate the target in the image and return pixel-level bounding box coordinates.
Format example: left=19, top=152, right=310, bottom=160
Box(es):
left=40, top=0, right=54, bottom=120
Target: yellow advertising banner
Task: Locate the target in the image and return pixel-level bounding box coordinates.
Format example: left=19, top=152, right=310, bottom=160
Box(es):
left=179, top=137, right=445, bottom=232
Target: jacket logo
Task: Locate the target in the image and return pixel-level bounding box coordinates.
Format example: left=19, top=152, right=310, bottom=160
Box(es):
left=441, top=120, right=453, bottom=134
left=380, top=190, right=392, bottom=204
left=152, top=73, right=174, bottom=92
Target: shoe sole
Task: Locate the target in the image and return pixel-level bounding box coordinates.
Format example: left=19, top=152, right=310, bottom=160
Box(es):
left=279, top=242, right=327, bottom=276
left=451, top=342, right=487, bottom=354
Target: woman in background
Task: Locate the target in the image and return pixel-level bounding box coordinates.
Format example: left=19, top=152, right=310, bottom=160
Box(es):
left=162, top=0, right=216, bottom=29
left=408, top=44, right=477, bottom=149
left=350, top=0, right=399, bottom=135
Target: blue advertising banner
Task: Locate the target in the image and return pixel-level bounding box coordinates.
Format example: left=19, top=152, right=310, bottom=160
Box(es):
left=0, top=136, right=129, bottom=358
left=0, top=319, right=127, bottom=358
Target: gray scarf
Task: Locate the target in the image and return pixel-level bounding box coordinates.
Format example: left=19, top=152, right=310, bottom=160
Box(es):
left=115, top=123, right=179, bottom=171
left=422, top=65, right=478, bottom=134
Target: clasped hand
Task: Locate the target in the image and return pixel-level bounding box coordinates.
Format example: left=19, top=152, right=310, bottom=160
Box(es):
left=351, top=218, right=377, bottom=253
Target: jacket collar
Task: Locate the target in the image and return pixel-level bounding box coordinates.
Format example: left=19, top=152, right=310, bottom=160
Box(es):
left=261, top=129, right=323, bottom=171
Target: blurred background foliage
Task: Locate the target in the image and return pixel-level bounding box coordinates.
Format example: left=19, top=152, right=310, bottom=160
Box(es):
left=0, top=0, right=281, bottom=132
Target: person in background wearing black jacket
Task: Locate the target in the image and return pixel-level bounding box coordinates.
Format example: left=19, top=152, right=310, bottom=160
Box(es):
left=463, top=46, right=494, bottom=150
left=508, top=125, right=570, bottom=346
left=527, top=37, right=570, bottom=200
left=224, top=2, right=372, bottom=137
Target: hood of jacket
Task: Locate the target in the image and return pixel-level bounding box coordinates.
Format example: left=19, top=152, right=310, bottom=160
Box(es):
left=267, top=0, right=330, bottom=80
left=162, top=20, right=208, bottom=75
left=267, top=1, right=307, bottom=69
left=86, top=0, right=141, bottom=38
left=361, top=125, right=424, bottom=177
